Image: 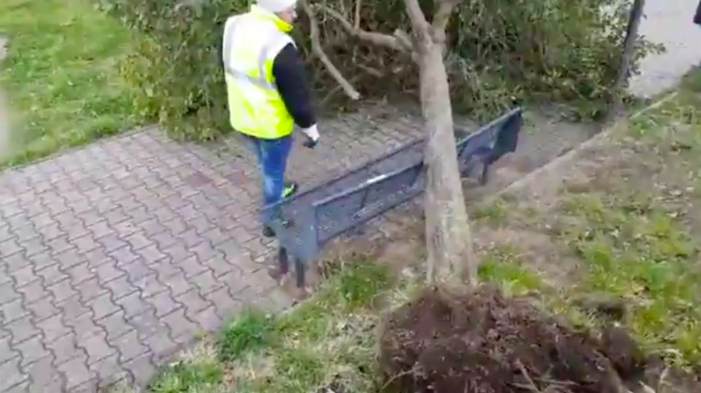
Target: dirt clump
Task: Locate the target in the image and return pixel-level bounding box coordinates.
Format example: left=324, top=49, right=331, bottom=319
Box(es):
left=379, top=285, right=646, bottom=393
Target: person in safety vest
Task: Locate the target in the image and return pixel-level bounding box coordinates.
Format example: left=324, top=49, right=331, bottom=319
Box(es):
left=222, top=0, right=319, bottom=239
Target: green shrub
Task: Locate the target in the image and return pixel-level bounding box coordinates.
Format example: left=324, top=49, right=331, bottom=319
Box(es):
left=99, top=0, right=661, bottom=140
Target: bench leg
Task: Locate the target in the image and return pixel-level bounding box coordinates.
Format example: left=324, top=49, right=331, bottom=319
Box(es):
left=294, top=258, right=306, bottom=289
left=277, top=247, right=290, bottom=275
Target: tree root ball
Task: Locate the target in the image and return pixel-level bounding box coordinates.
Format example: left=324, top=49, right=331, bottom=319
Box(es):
left=379, top=285, right=646, bottom=393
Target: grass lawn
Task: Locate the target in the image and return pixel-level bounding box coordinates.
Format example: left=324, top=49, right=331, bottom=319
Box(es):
left=0, top=0, right=139, bottom=167
left=472, top=68, right=701, bottom=368
left=118, top=69, right=701, bottom=393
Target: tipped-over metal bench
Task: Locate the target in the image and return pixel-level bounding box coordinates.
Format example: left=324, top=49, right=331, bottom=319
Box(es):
left=262, top=108, right=524, bottom=293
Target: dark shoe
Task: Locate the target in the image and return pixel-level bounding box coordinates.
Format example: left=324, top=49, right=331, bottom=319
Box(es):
left=267, top=266, right=290, bottom=286
left=292, top=287, right=310, bottom=305
left=262, top=225, right=275, bottom=237
left=282, top=182, right=298, bottom=198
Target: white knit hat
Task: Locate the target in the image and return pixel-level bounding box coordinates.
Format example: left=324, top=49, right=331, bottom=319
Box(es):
left=256, top=0, right=297, bottom=13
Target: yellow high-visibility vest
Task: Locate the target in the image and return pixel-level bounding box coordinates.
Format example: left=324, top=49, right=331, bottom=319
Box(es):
left=222, top=6, right=295, bottom=140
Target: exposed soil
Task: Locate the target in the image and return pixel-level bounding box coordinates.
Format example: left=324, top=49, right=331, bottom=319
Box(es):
left=379, top=285, right=647, bottom=393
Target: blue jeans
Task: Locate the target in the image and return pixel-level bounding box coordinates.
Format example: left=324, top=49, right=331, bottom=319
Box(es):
left=243, top=134, right=293, bottom=217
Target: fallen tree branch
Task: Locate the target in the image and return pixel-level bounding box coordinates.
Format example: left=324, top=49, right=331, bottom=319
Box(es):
left=354, top=0, right=361, bottom=29
left=318, top=5, right=412, bottom=52
left=300, top=0, right=360, bottom=100
left=319, top=74, right=363, bottom=107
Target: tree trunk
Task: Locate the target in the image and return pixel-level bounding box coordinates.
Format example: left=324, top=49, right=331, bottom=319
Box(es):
left=419, top=42, right=477, bottom=287
left=613, top=0, right=646, bottom=115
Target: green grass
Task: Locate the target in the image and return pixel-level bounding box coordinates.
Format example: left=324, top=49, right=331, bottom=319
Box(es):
left=0, top=0, right=140, bottom=167
left=473, top=68, right=701, bottom=368
left=142, top=262, right=395, bottom=393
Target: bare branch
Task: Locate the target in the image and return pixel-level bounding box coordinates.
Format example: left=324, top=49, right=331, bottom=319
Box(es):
left=432, top=0, right=459, bottom=34
left=393, top=29, right=413, bottom=50
left=354, top=0, right=361, bottom=29
left=319, top=5, right=412, bottom=52
left=356, top=63, right=384, bottom=78
left=300, top=0, right=360, bottom=100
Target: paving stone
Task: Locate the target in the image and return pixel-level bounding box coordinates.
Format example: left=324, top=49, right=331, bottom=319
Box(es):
left=78, top=329, right=117, bottom=366
left=30, top=378, right=65, bottom=393
left=54, top=248, right=85, bottom=271
left=109, top=246, right=140, bottom=267
left=122, top=352, right=157, bottom=388
left=126, top=308, right=163, bottom=340
left=191, top=306, right=222, bottom=334
left=6, top=316, right=40, bottom=346
left=190, top=270, right=223, bottom=297
left=176, top=289, right=211, bottom=322
left=3, top=253, right=31, bottom=274
left=101, top=275, right=137, bottom=302
left=72, top=234, right=101, bottom=254
left=46, top=333, right=85, bottom=367
left=161, top=308, right=198, bottom=344
left=57, top=353, right=95, bottom=390
left=204, top=287, right=243, bottom=320
left=11, top=265, right=38, bottom=288
left=0, top=337, right=18, bottom=364
left=95, top=263, right=125, bottom=285
left=0, top=298, right=29, bottom=324
left=16, top=278, right=50, bottom=305
left=113, top=291, right=150, bottom=320
left=36, top=314, right=71, bottom=344
left=68, top=312, right=104, bottom=342
left=178, top=255, right=209, bottom=279
left=109, top=330, right=148, bottom=364
left=47, top=278, right=78, bottom=304
left=97, top=311, right=134, bottom=342
left=15, top=334, right=48, bottom=367
left=35, top=265, right=68, bottom=287
left=26, top=297, right=60, bottom=322
left=56, top=295, right=91, bottom=322
left=0, top=282, right=20, bottom=304
left=89, top=353, right=129, bottom=388
left=131, top=273, right=168, bottom=299
left=142, top=331, right=177, bottom=361
left=144, top=291, right=181, bottom=318
left=160, top=271, right=191, bottom=298
left=0, top=357, right=28, bottom=392
left=77, top=277, right=107, bottom=303
left=135, top=244, right=167, bottom=265
left=87, top=292, right=121, bottom=321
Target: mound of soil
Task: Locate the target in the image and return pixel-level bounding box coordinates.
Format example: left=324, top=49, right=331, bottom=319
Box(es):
left=379, top=285, right=646, bottom=393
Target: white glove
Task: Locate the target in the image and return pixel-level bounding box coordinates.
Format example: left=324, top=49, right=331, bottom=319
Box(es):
left=301, top=124, right=320, bottom=142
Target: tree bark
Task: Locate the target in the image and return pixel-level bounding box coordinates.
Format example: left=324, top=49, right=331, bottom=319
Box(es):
left=419, top=42, right=477, bottom=287
left=613, top=0, right=645, bottom=115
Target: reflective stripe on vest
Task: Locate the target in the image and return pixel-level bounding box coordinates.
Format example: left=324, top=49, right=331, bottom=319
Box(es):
left=224, top=17, right=292, bottom=90
left=223, top=11, right=295, bottom=140
left=222, top=17, right=285, bottom=91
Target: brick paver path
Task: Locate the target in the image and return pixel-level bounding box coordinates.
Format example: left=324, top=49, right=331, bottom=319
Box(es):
left=629, top=0, right=701, bottom=97
left=0, top=107, right=423, bottom=392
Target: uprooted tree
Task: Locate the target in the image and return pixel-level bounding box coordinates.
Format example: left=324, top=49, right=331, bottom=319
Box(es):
left=305, top=0, right=476, bottom=285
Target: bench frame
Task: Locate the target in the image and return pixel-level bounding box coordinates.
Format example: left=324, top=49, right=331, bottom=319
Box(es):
left=263, top=108, right=524, bottom=289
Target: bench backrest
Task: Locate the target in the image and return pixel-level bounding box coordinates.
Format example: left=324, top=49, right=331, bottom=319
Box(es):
left=262, top=107, right=523, bottom=261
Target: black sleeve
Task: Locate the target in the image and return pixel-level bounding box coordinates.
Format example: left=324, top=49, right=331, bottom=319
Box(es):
left=695, top=0, right=701, bottom=24
left=272, top=43, right=317, bottom=129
